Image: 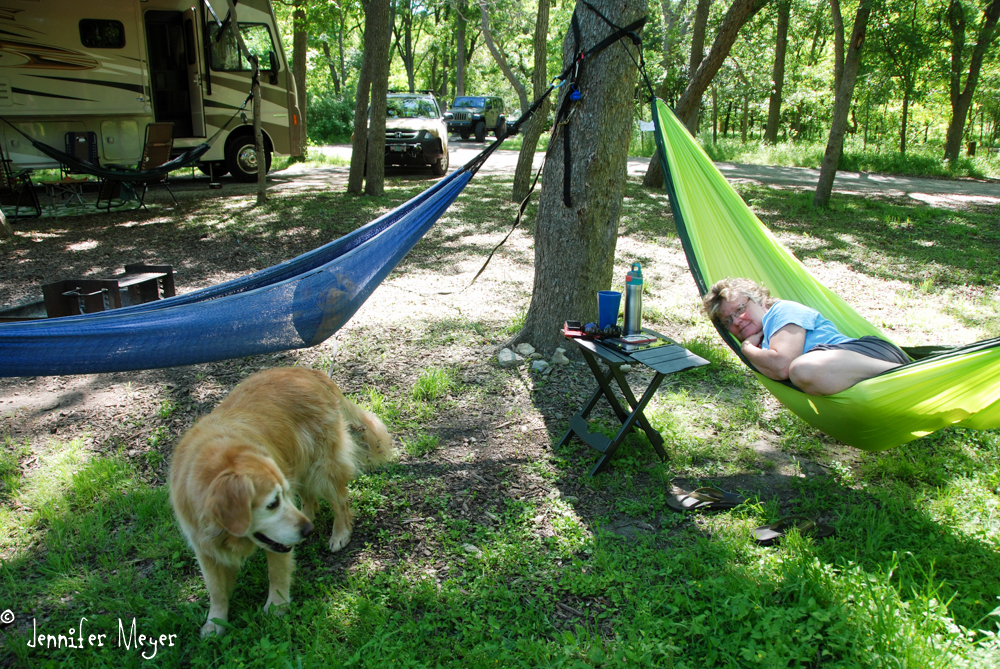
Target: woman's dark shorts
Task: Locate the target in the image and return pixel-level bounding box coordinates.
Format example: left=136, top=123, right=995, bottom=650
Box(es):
left=809, top=336, right=910, bottom=364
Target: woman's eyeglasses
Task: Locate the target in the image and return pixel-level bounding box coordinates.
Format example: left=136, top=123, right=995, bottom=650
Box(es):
left=721, top=300, right=750, bottom=328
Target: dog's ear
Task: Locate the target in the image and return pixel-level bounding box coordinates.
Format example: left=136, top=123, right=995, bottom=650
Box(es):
left=207, top=472, right=254, bottom=536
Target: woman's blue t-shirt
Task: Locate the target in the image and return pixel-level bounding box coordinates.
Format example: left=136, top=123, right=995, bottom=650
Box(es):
left=761, top=301, right=852, bottom=352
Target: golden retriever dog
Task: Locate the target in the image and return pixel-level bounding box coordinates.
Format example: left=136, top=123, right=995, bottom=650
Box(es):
left=169, top=367, right=392, bottom=637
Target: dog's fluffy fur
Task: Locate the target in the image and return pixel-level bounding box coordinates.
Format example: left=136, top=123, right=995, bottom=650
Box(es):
left=169, top=367, right=392, bottom=637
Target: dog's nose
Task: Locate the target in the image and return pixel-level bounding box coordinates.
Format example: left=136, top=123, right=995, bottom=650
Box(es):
left=301, top=521, right=314, bottom=538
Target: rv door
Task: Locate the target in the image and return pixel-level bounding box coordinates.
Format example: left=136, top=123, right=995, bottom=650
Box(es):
left=183, top=8, right=206, bottom=137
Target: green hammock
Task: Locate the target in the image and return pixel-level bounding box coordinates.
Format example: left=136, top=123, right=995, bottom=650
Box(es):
left=651, top=98, right=1000, bottom=451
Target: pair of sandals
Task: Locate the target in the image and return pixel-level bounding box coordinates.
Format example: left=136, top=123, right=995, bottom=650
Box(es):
left=667, top=486, right=834, bottom=545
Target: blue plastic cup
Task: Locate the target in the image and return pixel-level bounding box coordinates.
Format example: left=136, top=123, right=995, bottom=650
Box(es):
left=598, top=291, right=621, bottom=329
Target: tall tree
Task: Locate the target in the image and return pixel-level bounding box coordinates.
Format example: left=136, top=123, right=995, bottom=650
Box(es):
left=364, top=0, right=392, bottom=196
left=764, top=0, right=791, bottom=143
left=292, top=0, right=308, bottom=159
left=872, top=0, right=932, bottom=155
left=347, top=0, right=392, bottom=195
left=456, top=0, right=468, bottom=96
left=943, top=0, right=1000, bottom=161
left=814, top=0, right=872, bottom=207
left=347, top=0, right=373, bottom=194
left=643, top=0, right=770, bottom=188
left=511, top=0, right=551, bottom=204
left=514, top=0, right=647, bottom=353
left=686, top=0, right=713, bottom=134
left=393, top=0, right=428, bottom=92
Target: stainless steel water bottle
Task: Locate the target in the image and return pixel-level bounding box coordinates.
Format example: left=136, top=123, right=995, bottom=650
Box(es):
left=623, top=262, right=643, bottom=335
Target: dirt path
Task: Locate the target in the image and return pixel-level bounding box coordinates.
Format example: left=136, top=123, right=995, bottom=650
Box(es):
left=312, top=141, right=1000, bottom=208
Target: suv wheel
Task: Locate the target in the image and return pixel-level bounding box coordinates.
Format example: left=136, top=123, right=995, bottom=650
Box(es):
left=431, top=152, right=449, bottom=177
left=474, top=121, right=486, bottom=142
left=460, top=130, right=470, bottom=140
left=494, top=118, right=507, bottom=138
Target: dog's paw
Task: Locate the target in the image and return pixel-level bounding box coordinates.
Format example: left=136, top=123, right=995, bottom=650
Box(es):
left=328, top=529, right=351, bottom=552
left=264, top=598, right=290, bottom=616
left=201, top=620, right=227, bottom=638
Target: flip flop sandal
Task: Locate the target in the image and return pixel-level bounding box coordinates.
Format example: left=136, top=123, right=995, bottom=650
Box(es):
left=752, top=516, right=835, bottom=546
left=666, top=486, right=745, bottom=512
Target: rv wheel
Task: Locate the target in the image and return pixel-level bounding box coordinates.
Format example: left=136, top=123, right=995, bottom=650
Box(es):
left=226, top=136, right=272, bottom=183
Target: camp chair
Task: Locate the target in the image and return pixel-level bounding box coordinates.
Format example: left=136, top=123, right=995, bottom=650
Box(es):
left=0, top=152, right=41, bottom=221
left=97, top=122, right=178, bottom=211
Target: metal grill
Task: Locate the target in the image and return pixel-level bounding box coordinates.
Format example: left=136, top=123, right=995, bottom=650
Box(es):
left=385, top=129, right=419, bottom=140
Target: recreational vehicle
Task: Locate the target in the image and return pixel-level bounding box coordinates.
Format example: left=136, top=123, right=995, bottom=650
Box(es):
left=0, top=0, right=301, bottom=181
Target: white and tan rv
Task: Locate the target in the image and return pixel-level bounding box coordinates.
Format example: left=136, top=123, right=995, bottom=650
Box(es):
left=0, top=0, right=302, bottom=181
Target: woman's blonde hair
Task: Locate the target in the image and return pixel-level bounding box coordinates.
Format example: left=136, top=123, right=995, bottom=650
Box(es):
left=702, top=278, right=776, bottom=324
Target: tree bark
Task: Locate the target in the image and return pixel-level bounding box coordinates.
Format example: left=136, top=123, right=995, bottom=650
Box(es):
left=364, top=0, right=392, bottom=196
left=292, top=0, right=308, bottom=159
left=830, top=0, right=844, bottom=97
left=456, top=0, right=467, bottom=97
left=347, top=1, right=373, bottom=194
left=480, top=3, right=529, bottom=112
left=764, top=0, right=790, bottom=143
left=814, top=0, right=871, bottom=208
left=512, top=0, right=551, bottom=204
left=321, top=42, right=341, bottom=94
left=253, top=67, right=266, bottom=204
left=515, top=0, right=646, bottom=354
left=643, top=0, right=769, bottom=188
left=943, top=0, right=1000, bottom=161
left=900, top=84, right=910, bottom=155
left=685, top=0, right=712, bottom=134
left=0, top=208, right=11, bottom=240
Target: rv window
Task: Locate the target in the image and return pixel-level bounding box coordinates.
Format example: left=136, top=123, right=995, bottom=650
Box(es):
left=208, top=22, right=277, bottom=72
left=80, top=19, right=126, bottom=49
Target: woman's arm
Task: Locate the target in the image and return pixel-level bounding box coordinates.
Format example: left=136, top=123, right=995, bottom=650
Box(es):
left=741, top=325, right=806, bottom=380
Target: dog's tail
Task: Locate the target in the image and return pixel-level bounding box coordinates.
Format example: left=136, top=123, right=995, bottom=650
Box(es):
left=321, top=376, right=395, bottom=469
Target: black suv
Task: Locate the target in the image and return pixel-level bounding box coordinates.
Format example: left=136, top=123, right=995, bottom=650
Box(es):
left=446, top=96, right=506, bottom=142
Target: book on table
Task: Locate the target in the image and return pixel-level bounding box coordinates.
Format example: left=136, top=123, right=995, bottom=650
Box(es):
left=604, top=334, right=670, bottom=353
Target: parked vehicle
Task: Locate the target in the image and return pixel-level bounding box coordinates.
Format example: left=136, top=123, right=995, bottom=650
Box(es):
left=0, top=0, right=302, bottom=182
left=383, top=92, right=451, bottom=176
left=446, top=96, right=506, bottom=142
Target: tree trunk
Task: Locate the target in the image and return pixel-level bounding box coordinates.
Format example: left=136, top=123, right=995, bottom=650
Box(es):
left=765, top=0, right=790, bottom=143
left=0, top=208, right=11, bottom=240
left=830, top=0, right=844, bottom=98
left=512, top=0, right=551, bottom=204
left=943, top=0, right=1000, bottom=161
left=364, top=0, right=392, bottom=196
left=685, top=0, right=712, bottom=135
left=253, top=66, right=266, bottom=204
left=515, top=0, right=647, bottom=354
left=456, top=1, right=467, bottom=97
left=711, top=83, right=718, bottom=143
left=642, top=0, right=768, bottom=187
left=321, top=42, right=341, bottom=94
left=347, top=3, right=373, bottom=194
left=814, top=0, right=871, bottom=208
left=899, top=83, right=910, bottom=155
left=292, top=0, right=308, bottom=159
left=480, top=4, right=529, bottom=113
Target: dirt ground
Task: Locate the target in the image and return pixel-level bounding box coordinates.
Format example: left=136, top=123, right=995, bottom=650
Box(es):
left=0, top=163, right=893, bottom=573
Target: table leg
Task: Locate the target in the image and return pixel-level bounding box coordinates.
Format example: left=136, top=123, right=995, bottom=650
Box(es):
left=609, top=367, right=667, bottom=459
left=589, top=374, right=665, bottom=476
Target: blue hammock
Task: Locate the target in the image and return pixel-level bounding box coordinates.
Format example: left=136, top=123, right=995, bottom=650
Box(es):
left=0, top=168, right=472, bottom=377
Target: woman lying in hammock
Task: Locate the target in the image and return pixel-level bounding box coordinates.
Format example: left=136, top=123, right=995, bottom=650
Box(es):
left=703, top=278, right=910, bottom=396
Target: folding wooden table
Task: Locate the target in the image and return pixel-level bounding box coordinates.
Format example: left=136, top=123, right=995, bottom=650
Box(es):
left=558, top=330, right=710, bottom=476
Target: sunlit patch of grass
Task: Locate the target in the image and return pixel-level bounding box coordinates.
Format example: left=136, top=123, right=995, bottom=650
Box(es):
left=411, top=366, right=455, bottom=402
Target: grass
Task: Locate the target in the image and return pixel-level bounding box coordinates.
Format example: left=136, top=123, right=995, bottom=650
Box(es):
left=1, top=172, right=999, bottom=667
left=701, top=136, right=1000, bottom=180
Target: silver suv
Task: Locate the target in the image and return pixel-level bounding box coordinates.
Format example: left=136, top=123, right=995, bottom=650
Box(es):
left=383, top=92, right=452, bottom=176
left=446, top=96, right=507, bottom=142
